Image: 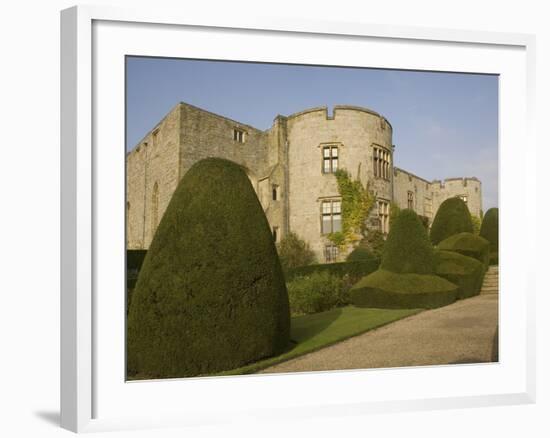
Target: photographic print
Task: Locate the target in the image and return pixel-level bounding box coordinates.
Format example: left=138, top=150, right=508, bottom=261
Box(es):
left=125, top=57, right=499, bottom=380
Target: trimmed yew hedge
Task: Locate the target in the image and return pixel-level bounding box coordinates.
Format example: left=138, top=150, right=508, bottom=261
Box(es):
left=437, top=232, right=490, bottom=267
left=434, top=250, right=485, bottom=299
left=430, top=197, right=473, bottom=245
left=285, top=259, right=380, bottom=282
left=351, top=209, right=458, bottom=309
left=127, top=158, right=290, bottom=379
left=127, top=249, right=147, bottom=290
left=350, top=269, right=458, bottom=309
left=381, top=209, right=436, bottom=274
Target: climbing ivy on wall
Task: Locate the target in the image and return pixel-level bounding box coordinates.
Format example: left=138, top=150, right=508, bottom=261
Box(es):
left=328, top=169, right=376, bottom=249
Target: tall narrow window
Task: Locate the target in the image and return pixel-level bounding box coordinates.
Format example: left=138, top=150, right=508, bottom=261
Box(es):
left=378, top=200, right=390, bottom=234
left=151, top=182, right=159, bottom=233
left=373, top=146, right=390, bottom=180
left=407, top=191, right=414, bottom=210
left=321, top=199, right=342, bottom=234
left=272, top=185, right=279, bottom=201
left=322, top=145, right=338, bottom=173
left=324, top=244, right=339, bottom=263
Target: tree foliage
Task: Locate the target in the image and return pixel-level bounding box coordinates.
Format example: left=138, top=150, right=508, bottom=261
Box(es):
left=277, top=232, right=317, bottom=271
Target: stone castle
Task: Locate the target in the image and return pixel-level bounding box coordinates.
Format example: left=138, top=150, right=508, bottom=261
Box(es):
left=126, top=102, right=482, bottom=262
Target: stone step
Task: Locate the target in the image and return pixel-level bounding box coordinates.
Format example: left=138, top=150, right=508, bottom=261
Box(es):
left=480, top=266, right=499, bottom=294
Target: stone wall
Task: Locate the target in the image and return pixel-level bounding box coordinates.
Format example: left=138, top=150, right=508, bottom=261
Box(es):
left=285, top=106, right=393, bottom=262
left=393, top=167, right=434, bottom=221
left=126, top=104, right=181, bottom=249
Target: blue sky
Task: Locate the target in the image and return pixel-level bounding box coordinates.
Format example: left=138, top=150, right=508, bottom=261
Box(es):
left=126, top=57, right=498, bottom=210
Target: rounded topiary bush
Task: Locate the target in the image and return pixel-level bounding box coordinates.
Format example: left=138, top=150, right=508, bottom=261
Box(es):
left=437, top=232, right=490, bottom=267
left=479, top=208, right=498, bottom=263
left=381, top=209, right=435, bottom=274
left=430, top=197, right=473, bottom=245
left=351, top=209, right=458, bottom=309
left=127, top=158, right=290, bottom=379
left=350, top=270, right=457, bottom=309
left=434, top=250, right=484, bottom=299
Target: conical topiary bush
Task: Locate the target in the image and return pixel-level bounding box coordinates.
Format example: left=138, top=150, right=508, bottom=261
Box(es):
left=479, top=208, right=498, bottom=264
left=351, top=209, right=457, bottom=309
left=127, top=158, right=290, bottom=379
left=381, top=209, right=436, bottom=274
left=430, top=197, right=474, bottom=245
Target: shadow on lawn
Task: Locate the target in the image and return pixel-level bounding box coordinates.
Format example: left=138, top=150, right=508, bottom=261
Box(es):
left=290, top=307, right=343, bottom=344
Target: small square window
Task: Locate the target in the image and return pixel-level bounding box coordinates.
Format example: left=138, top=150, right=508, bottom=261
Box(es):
left=233, top=128, right=246, bottom=143
left=324, top=244, right=339, bottom=263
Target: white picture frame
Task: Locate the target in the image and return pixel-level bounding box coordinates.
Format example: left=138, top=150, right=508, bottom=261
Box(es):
left=60, top=5, right=536, bottom=433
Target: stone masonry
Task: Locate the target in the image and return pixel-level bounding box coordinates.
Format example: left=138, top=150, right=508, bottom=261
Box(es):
left=126, top=102, right=482, bottom=262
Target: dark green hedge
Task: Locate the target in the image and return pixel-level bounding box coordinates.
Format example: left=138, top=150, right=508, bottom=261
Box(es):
left=434, top=250, right=484, bottom=299
left=127, top=249, right=147, bottom=271
left=430, top=197, right=473, bottom=245
left=437, top=232, right=490, bottom=267
left=381, top=209, right=435, bottom=274
left=127, top=158, right=290, bottom=379
left=479, top=208, right=498, bottom=254
left=286, top=259, right=380, bottom=282
left=127, top=249, right=147, bottom=290
left=346, top=246, right=379, bottom=263
left=350, top=269, right=458, bottom=309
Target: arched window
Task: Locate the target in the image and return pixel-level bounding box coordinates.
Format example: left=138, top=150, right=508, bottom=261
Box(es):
left=151, top=182, right=159, bottom=233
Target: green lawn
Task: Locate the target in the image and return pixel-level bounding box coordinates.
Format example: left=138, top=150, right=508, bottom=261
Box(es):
left=215, top=306, right=421, bottom=376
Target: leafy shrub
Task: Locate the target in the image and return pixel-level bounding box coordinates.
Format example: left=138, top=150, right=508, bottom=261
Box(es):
left=287, top=271, right=347, bottom=315
left=277, top=232, right=317, bottom=271
left=434, top=250, right=484, bottom=299
left=127, top=158, right=290, bottom=379
left=479, top=208, right=498, bottom=253
left=346, top=230, right=385, bottom=261
left=381, top=209, right=435, bottom=274
left=430, top=197, right=473, bottom=245
left=437, top=232, right=490, bottom=267
left=350, top=269, right=458, bottom=309
left=286, top=259, right=380, bottom=283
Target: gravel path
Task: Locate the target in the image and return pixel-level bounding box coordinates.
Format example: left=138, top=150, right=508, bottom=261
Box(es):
left=261, top=294, right=498, bottom=374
